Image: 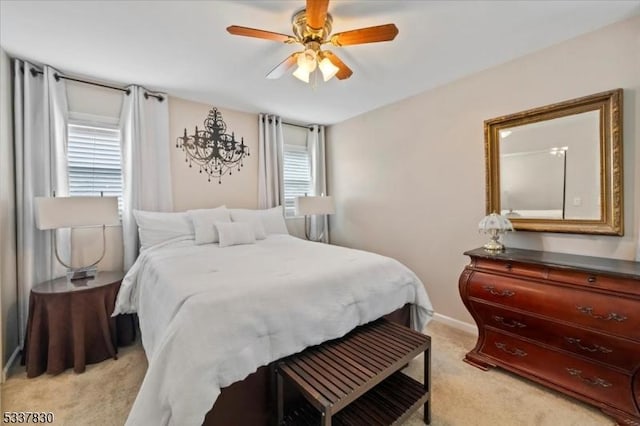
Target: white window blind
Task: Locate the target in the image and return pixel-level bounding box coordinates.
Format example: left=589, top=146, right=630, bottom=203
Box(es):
left=67, top=123, right=123, bottom=213
left=283, top=144, right=312, bottom=217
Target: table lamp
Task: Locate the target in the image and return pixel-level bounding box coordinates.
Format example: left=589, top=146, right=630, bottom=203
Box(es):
left=295, top=195, right=335, bottom=242
left=35, top=196, right=119, bottom=280
left=478, top=212, right=514, bottom=252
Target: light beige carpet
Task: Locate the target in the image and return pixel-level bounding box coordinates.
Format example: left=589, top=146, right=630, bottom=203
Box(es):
left=2, top=321, right=612, bottom=425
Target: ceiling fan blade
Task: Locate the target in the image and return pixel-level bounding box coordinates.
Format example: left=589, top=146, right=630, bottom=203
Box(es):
left=227, top=25, right=295, bottom=43
left=323, top=51, right=353, bottom=80
left=330, top=24, right=398, bottom=46
left=306, top=0, right=330, bottom=30
left=266, top=53, right=300, bottom=79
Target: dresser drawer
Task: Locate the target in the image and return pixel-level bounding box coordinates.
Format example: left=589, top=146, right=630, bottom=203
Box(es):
left=467, top=271, right=640, bottom=341
left=471, top=301, right=640, bottom=372
left=474, top=258, right=545, bottom=279
left=547, top=268, right=640, bottom=295
left=482, top=329, right=638, bottom=416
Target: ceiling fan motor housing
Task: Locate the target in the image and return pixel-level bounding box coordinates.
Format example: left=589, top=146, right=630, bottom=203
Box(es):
left=292, top=9, right=333, bottom=43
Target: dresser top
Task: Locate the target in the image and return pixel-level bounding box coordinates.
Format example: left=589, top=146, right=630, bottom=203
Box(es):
left=464, top=247, right=640, bottom=280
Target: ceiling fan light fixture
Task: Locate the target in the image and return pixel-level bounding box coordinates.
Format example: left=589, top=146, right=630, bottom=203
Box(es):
left=318, top=57, right=339, bottom=81
left=297, top=48, right=318, bottom=72
left=293, top=65, right=310, bottom=83
left=228, top=1, right=397, bottom=84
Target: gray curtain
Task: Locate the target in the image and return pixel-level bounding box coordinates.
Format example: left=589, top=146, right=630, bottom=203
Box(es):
left=14, top=60, right=69, bottom=345
left=307, top=125, right=329, bottom=242
left=120, top=86, right=173, bottom=271
left=257, top=114, right=284, bottom=209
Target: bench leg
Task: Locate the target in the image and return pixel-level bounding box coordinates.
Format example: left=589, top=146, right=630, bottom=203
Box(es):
left=276, top=368, right=284, bottom=425
left=424, top=347, right=431, bottom=424
left=321, top=411, right=331, bottom=426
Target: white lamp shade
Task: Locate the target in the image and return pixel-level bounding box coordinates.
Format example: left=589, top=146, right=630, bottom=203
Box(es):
left=319, top=57, right=339, bottom=82
left=35, top=196, right=119, bottom=230
left=297, top=49, right=317, bottom=72
left=293, top=66, right=310, bottom=83
left=295, top=196, right=335, bottom=216
left=478, top=213, right=513, bottom=233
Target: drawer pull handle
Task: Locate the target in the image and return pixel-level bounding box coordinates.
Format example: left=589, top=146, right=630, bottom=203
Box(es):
left=564, top=337, right=612, bottom=353
left=505, top=263, right=513, bottom=271
left=492, top=315, right=526, bottom=328
left=576, top=306, right=627, bottom=322
left=566, top=368, right=612, bottom=388
left=586, top=275, right=597, bottom=283
left=495, top=342, right=527, bottom=357
left=483, top=285, right=515, bottom=297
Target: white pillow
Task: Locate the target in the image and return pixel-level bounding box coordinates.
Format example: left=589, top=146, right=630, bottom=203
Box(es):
left=216, top=222, right=256, bottom=248
left=247, top=217, right=267, bottom=240
left=133, top=210, right=194, bottom=250
left=261, top=206, right=289, bottom=234
left=228, top=209, right=266, bottom=239
left=188, top=206, right=231, bottom=245
left=230, top=206, right=289, bottom=235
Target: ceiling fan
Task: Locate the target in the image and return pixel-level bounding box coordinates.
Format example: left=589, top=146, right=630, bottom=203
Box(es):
left=227, top=0, right=399, bottom=83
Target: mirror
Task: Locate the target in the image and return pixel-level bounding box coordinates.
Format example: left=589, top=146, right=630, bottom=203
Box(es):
left=485, top=89, right=623, bottom=235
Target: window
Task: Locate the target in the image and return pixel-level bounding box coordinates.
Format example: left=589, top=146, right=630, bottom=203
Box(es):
left=67, top=123, right=123, bottom=213
left=283, top=144, right=312, bottom=217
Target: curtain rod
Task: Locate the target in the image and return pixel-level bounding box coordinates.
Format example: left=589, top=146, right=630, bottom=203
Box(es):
left=262, top=116, right=320, bottom=132
left=26, top=66, right=164, bottom=102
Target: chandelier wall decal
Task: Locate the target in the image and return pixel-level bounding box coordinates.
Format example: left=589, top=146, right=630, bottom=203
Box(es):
left=176, top=108, right=249, bottom=184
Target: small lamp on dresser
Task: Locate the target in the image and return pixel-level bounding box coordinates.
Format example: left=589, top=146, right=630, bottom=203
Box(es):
left=295, top=195, right=335, bottom=242
left=35, top=195, right=119, bottom=280
left=478, top=212, right=513, bottom=252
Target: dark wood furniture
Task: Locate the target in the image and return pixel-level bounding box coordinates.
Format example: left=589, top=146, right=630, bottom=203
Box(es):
left=23, top=271, right=135, bottom=377
left=459, top=248, right=640, bottom=426
left=202, top=304, right=413, bottom=426
left=276, top=318, right=431, bottom=426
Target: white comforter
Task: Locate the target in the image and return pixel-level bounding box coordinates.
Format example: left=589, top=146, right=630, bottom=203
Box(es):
left=114, top=235, right=433, bottom=426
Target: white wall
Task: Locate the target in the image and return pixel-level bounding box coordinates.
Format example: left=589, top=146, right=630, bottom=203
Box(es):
left=67, top=81, right=122, bottom=119
left=327, top=17, right=640, bottom=325
left=0, top=47, right=18, bottom=372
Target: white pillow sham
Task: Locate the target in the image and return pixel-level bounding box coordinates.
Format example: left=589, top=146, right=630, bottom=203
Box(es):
left=188, top=206, right=231, bottom=245
left=216, top=222, right=256, bottom=248
left=133, top=210, right=194, bottom=250
left=230, top=206, right=288, bottom=235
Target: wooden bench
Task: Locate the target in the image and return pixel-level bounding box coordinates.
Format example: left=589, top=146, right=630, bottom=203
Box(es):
left=275, top=318, right=431, bottom=425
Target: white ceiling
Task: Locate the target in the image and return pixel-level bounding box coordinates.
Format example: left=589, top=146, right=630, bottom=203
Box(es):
left=1, top=1, right=638, bottom=124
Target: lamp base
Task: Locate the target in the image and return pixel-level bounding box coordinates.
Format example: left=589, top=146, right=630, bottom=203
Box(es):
left=304, top=215, right=327, bottom=243
left=483, top=236, right=505, bottom=252
left=67, top=267, right=97, bottom=281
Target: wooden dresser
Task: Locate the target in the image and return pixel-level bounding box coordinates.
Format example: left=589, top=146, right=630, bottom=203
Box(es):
left=459, top=248, right=640, bottom=426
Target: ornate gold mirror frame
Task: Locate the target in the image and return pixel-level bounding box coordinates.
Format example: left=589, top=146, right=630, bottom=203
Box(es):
left=485, top=89, right=623, bottom=235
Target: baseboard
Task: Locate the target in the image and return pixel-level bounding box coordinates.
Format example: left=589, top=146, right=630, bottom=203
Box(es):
left=2, top=346, right=21, bottom=383
left=431, top=313, right=478, bottom=336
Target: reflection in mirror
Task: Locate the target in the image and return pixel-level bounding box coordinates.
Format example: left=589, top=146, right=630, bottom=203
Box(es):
left=485, top=89, right=623, bottom=235
left=499, top=111, right=600, bottom=220
left=501, top=148, right=566, bottom=219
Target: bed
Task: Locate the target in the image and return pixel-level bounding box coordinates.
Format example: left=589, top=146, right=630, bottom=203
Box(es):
left=114, top=232, right=433, bottom=426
